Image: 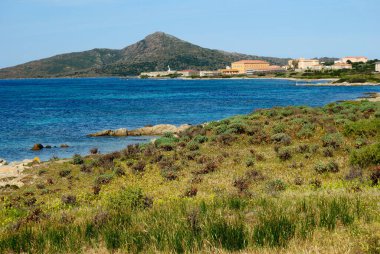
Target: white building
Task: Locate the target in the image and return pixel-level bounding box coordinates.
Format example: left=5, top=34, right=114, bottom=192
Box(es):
left=199, top=71, right=221, bottom=77
left=140, top=71, right=177, bottom=77
left=376, top=62, right=380, bottom=72
left=177, top=70, right=199, bottom=77
left=335, top=56, right=368, bottom=64
left=290, top=58, right=321, bottom=70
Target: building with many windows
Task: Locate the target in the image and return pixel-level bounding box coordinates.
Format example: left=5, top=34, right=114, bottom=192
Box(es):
left=293, top=58, right=321, bottom=70
left=218, top=68, right=240, bottom=75
left=231, top=60, right=270, bottom=74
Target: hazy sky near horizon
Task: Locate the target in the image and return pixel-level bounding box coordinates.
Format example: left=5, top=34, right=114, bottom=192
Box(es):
left=0, top=0, right=379, bottom=68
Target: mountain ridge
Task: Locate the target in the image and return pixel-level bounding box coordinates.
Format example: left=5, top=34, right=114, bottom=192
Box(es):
left=0, top=32, right=292, bottom=78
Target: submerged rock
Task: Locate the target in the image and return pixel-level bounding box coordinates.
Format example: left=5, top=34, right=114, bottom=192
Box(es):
left=60, top=144, right=69, bottom=148
left=31, top=144, right=44, bottom=151
left=88, top=124, right=191, bottom=137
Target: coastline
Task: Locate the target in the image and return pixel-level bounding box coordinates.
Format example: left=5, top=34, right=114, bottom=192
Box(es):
left=1, top=75, right=337, bottom=83
left=304, top=82, right=380, bottom=87
left=1, top=92, right=379, bottom=185
left=3, top=76, right=379, bottom=87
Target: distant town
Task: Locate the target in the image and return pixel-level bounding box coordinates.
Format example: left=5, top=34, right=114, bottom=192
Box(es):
left=140, top=56, right=380, bottom=79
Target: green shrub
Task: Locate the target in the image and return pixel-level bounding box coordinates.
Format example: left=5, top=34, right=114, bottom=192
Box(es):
left=193, top=135, right=208, bottom=144
left=72, top=154, right=84, bottom=165
left=314, top=161, right=339, bottom=174
left=186, top=141, right=200, bottom=151
left=226, top=122, right=248, bottom=134
left=322, top=133, right=343, bottom=149
left=350, top=143, right=380, bottom=167
left=132, top=160, right=146, bottom=173
left=267, top=179, right=287, bottom=192
left=95, top=174, right=113, bottom=185
left=322, top=147, right=334, bottom=157
left=106, top=187, right=150, bottom=211
left=277, top=147, right=292, bottom=161
left=279, top=108, right=294, bottom=117
left=297, top=123, right=315, bottom=139
left=272, top=123, right=286, bottom=134
left=245, top=158, right=255, bottom=167
left=344, top=118, right=380, bottom=138
left=155, top=136, right=179, bottom=151
left=163, top=132, right=175, bottom=138
left=59, top=169, right=71, bottom=177
left=271, top=133, right=291, bottom=145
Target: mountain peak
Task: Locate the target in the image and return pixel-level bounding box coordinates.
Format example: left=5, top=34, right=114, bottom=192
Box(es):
left=144, top=31, right=180, bottom=42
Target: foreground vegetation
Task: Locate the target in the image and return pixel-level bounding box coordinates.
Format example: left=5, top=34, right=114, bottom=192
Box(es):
left=1, top=100, right=380, bottom=253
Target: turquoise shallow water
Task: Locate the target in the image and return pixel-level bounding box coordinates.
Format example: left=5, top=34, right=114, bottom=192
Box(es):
left=0, top=78, right=379, bottom=162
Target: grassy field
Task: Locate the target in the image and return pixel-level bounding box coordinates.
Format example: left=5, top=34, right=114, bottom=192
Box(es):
left=0, top=100, right=379, bottom=253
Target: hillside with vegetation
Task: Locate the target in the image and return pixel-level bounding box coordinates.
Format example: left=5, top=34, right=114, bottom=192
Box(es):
left=0, top=100, right=379, bottom=253
left=0, top=32, right=289, bottom=78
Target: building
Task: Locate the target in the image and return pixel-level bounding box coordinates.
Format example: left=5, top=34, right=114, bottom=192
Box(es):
left=376, top=62, right=380, bottom=72
left=335, top=56, right=368, bottom=64
left=295, top=58, right=321, bottom=70
left=331, top=62, right=352, bottom=70
left=231, top=60, right=270, bottom=74
left=177, top=70, right=199, bottom=77
left=140, top=71, right=177, bottom=77
left=199, top=71, right=221, bottom=77
left=218, top=68, right=240, bottom=75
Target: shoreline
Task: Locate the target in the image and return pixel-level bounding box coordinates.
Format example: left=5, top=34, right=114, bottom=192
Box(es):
left=2, top=76, right=379, bottom=87
left=303, top=82, right=380, bottom=86
left=1, top=76, right=336, bottom=82
left=1, top=92, right=379, bottom=184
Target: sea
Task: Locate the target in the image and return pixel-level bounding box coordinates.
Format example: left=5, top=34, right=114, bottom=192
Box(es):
left=0, top=78, right=379, bottom=162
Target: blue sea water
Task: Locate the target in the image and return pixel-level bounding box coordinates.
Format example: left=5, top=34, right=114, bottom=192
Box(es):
left=0, top=78, right=379, bottom=162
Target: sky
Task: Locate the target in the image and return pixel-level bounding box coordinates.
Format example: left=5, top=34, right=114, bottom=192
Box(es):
left=0, top=0, right=379, bottom=68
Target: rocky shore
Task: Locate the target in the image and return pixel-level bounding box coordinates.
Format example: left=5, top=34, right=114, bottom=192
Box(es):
left=356, top=92, right=380, bottom=102
left=88, top=124, right=191, bottom=137
left=311, top=82, right=380, bottom=86
left=0, top=159, right=34, bottom=188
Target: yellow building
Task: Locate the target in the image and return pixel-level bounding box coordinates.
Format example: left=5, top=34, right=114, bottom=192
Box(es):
left=231, top=60, right=270, bottom=74
left=218, top=68, right=240, bottom=75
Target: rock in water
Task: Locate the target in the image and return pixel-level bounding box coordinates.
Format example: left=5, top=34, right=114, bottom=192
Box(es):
left=60, top=144, right=69, bottom=148
left=113, top=128, right=128, bottom=136
left=31, top=144, right=44, bottom=150
left=0, top=158, right=7, bottom=166
left=88, top=130, right=113, bottom=137
left=88, top=124, right=191, bottom=137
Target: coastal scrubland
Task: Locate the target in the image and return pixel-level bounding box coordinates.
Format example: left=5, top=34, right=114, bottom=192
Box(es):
left=0, top=100, right=379, bottom=253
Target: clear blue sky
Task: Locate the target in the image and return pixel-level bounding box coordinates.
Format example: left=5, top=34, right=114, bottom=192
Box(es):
left=0, top=0, right=379, bottom=68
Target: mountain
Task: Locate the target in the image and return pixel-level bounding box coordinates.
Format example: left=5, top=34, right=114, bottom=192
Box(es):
left=0, top=32, right=290, bottom=78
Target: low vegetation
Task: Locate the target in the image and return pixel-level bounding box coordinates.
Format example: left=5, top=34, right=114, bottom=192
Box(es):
left=0, top=100, right=379, bottom=253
